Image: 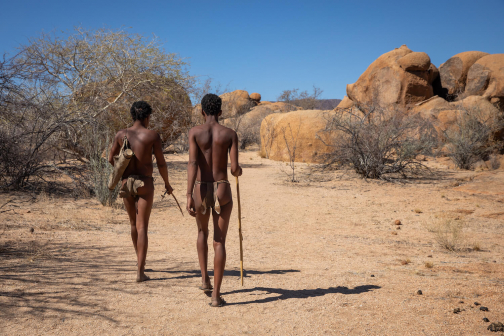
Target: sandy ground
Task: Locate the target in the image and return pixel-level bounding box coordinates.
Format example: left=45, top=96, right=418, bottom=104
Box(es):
left=1, top=151, right=504, bottom=335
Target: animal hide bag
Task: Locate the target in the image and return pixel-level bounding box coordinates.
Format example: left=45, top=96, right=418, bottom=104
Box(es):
left=108, top=136, right=134, bottom=190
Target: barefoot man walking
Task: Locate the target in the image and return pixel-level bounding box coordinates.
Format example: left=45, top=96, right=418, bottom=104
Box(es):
left=109, top=101, right=173, bottom=282
left=186, top=94, right=242, bottom=307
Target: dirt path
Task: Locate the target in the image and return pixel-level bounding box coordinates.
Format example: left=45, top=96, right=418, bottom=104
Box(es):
left=1, top=152, right=504, bottom=335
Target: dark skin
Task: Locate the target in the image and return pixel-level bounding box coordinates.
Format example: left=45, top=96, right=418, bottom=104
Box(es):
left=186, top=109, right=242, bottom=306
left=109, top=116, right=173, bottom=282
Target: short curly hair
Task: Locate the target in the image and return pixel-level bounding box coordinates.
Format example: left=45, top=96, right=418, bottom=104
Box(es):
left=130, top=101, right=152, bottom=121
left=201, top=94, right=222, bottom=116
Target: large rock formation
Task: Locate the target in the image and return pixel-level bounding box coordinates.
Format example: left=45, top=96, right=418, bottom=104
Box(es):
left=465, top=54, right=504, bottom=109
left=346, top=45, right=437, bottom=109
left=249, top=92, right=261, bottom=102
left=259, top=109, right=335, bottom=163
left=192, top=90, right=258, bottom=123
left=439, top=51, right=489, bottom=99
left=414, top=95, right=502, bottom=140
left=336, top=96, right=354, bottom=109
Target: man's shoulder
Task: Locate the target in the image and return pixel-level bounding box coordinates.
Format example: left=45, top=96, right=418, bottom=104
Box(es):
left=189, top=124, right=206, bottom=135
left=115, top=129, right=127, bottom=139
left=216, top=123, right=236, bottom=135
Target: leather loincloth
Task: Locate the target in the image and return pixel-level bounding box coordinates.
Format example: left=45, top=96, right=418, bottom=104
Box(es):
left=195, top=180, right=230, bottom=215
left=119, top=175, right=153, bottom=199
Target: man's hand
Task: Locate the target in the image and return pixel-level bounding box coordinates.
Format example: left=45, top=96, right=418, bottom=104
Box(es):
left=186, top=195, right=197, bottom=217
left=165, top=183, right=173, bottom=195
left=231, top=166, right=243, bottom=177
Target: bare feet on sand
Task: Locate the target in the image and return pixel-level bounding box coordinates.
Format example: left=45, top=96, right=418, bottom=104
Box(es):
left=199, top=279, right=213, bottom=292
left=136, top=272, right=150, bottom=282
left=209, top=296, right=226, bottom=307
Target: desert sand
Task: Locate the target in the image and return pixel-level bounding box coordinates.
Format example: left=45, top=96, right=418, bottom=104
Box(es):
left=1, top=151, right=503, bottom=335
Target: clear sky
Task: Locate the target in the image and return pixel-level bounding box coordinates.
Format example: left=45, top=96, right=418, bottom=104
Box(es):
left=1, top=0, right=503, bottom=101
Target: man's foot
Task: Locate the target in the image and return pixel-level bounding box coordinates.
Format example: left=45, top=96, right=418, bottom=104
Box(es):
left=136, top=273, right=150, bottom=282
left=209, top=296, right=226, bottom=307
left=199, top=282, right=213, bottom=292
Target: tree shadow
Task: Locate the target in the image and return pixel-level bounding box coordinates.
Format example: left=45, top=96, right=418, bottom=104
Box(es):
left=223, top=285, right=381, bottom=305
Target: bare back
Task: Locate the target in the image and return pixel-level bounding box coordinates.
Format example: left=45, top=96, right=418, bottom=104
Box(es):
left=110, top=126, right=162, bottom=178
left=191, top=123, right=236, bottom=182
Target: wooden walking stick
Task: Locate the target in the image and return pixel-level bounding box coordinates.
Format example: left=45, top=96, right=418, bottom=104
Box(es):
left=236, top=176, right=244, bottom=286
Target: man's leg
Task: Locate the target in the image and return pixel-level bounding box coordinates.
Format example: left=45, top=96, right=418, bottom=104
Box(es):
left=194, top=184, right=212, bottom=289
left=211, top=200, right=232, bottom=305
left=135, top=186, right=154, bottom=282
left=123, top=196, right=138, bottom=257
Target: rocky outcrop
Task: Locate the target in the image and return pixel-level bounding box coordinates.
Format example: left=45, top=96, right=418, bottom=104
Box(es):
left=249, top=92, right=261, bottom=102
left=439, top=51, right=489, bottom=99
left=336, top=96, right=354, bottom=109
left=259, top=109, right=335, bottom=163
left=192, top=90, right=259, bottom=123
left=414, top=95, right=502, bottom=140
left=465, top=54, right=504, bottom=106
left=346, top=45, right=436, bottom=109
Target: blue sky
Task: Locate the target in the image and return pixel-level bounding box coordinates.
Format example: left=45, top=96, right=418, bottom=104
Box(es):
left=1, top=0, right=503, bottom=101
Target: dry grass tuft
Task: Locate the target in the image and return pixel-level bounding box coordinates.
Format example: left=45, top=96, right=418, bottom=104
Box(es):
left=37, top=189, right=50, bottom=203
left=400, top=258, right=411, bottom=265
left=426, top=218, right=466, bottom=251
left=472, top=242, right=481, bottom=251
left=424, top=262, right=434, bottom=268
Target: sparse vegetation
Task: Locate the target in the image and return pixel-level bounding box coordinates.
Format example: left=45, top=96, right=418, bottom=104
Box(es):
left=319, top=105, right=437, bottom=179
left=424, top=262, right=434, bottom=268
left=0, top=27, right=193, bottom=193
left=400, top=258, right=411, bottom=265
left=444, top=108, right=503, bottom=170
left=277, top=86, right=323, bottom=110
left=430, top=218, right=466, bottom=251
left=281, top=122, right=301, bottom=182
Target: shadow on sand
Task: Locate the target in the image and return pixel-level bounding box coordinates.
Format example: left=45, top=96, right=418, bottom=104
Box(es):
left=223, top=285, right=381, bottom=305
left=144, top=268, right=300, bottom=281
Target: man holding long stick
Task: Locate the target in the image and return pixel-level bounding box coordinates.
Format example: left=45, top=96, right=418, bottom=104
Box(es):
left=186, top=94, right=242, bottom=307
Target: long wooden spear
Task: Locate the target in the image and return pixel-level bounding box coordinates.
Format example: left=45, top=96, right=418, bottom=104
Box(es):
left=236, top=176, right=244, bottom=286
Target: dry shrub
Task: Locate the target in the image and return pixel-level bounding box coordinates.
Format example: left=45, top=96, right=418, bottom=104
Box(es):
left=429, top=218, right=466, bottom=251
left=444, top=108, right=503, bottom=170
left=277, top=86, right=323, bottom=110
left=488, top=155, right=501, bottom=170
left=400, top=258, right=412, bottom=265
left=87, top=134, right=120, bottom=207
left=319, top=105, right=437, bottom=179
left=424, top=262, right=434, bottom=268
left=0, top=27, right=192, bottom=191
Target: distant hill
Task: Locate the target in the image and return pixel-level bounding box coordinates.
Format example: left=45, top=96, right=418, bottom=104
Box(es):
left=316, top=99, right=341, bottom=110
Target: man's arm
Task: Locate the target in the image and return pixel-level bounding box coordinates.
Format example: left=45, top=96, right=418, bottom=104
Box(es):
left=186, top=129, right=198, bottom=217
left=153, top=134, right=173, bottom=194
left=108, top=132, right=122, bottom=166
left=229, top=131, right=242, bottom=177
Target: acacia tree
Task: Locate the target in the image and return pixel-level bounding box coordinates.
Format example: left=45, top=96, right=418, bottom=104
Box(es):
left=277, top=86, right=323, bottom=110
left=0, top=27, right=193, bottom=191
